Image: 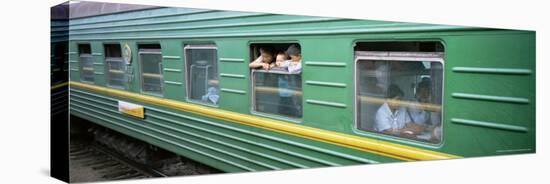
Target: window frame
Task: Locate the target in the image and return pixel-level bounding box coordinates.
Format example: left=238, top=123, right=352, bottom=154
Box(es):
left=353, top=51, right=445, bottom=146
left=250, top=69, right=303, bottom=123
left=183, top=44, right=219, bottom=107
left=247, top=41, right=304, bottom=122
left=104, top=43, right=126, bottom=89
left=77, top=43, right=94, bottom=84
left=138, top=48, right=164, bottom=97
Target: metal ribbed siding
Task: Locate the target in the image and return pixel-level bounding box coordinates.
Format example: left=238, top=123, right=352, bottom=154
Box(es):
left=51, top=85, right=68, bottom=116
left=69, top=88, right=393, bottom=172
left=51, top=20, right=69, bottom=43
left=442, top=33, right=535, bottom=156
left=65, top=5, right=535, bottom=162
left=67, top=7, right=476, bottom=40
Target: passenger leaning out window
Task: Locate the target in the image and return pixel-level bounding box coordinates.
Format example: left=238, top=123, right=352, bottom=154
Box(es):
left=249, top=47, right=275, bottom=70
left=276, top=44, right=302, bottom=73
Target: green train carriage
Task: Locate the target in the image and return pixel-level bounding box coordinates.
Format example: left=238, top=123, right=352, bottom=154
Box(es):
left=66, top=2, right=535, bottom=172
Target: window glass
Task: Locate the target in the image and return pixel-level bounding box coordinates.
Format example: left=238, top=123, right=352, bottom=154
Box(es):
left=185, top=45, right=219, bottom=105
left=105, top=44, right=125, bottom=88
left=356, top=51, right=443, bottom=143
left=78, top=44, right=94, bottom=83
left=250, top=43, right=303, bottom=119
left=139, top=49, right=163, bottom=95
left=51, top=43, right=68, bottom=84
left=253, top=71, right=302, bottom=118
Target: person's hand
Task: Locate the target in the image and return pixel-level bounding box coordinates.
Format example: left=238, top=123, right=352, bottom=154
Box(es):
left=430, top=126, right=442, bottom=142
left=399, top=130, right=416, bottom=139
left=404, top=123, right=425, bottom=134
left=261, top=63, right=270, bottom=70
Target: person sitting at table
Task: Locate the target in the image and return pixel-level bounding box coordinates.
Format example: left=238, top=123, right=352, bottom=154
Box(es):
left=407, top=78, right=442, bottom=142
left=374, top=84, right=423, bottom=137
left=408, top=78, right=440, bottom=126
left=249, top=47, right=275, bottom=70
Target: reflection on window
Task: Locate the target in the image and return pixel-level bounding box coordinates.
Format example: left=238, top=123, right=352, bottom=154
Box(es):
left=184, top=45, right=219, bottom=105
left=78, top=44, right=94, bottom=83
left=139, top=48, right=163, bottom=95
left=253, top=70, right=303, bottom=119
left=105, top=44, right=125, bottom=88
left=356, top=51, right=443, bottom=143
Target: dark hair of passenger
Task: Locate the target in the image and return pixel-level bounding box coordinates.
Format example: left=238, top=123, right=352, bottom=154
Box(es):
left=285, top=44, right=301, bottom=56
left=259, top=47, right=274, bottom=56
left=277, top=52, right=288, bottom=57
left=417, top=78, right=431, bottom=89
left=387, top=84, right=404, bottom=98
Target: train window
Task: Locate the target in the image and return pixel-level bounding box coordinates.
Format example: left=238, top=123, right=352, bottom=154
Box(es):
left=51, top=43, right=68, bottom=84
left=355, top=50, right=443, bottom=144
left=250, top=43, right=303, bottom=119
left=78, top=44, right=94, bottom=83
left=184, top=44, right=219, bottom=105
left=138, top=44, right=163, bottom=95
left=104, top=44, right=125, bottom=89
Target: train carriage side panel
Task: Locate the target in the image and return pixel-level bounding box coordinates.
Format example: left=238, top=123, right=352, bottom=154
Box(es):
left=66, top=5, right=535, bottom=171
left=442, top=31, right=535, bottom=157
left=68, top=42, right=80, bottom=81
left=301, top=38, right=354, bottom=132
left=90, top=41, right=104, bottom=86
left=216, top=39, right=251, bottom=114
left=160, top=39, right=186, bottom=101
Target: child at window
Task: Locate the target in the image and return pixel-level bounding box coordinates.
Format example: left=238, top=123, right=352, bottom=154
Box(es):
left=249, top=47, right=275, bottom=70
left=274, top=52, right=288, bottom=68
left=276, top=52, right=294, bottom=115
left=276, top=46, right=303, bottom=118
left=277, top=44, right=302, bottom=73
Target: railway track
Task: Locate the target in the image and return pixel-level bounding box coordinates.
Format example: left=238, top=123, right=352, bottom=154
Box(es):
left=69, top=116, right=221, bottom=182
left=70, top=140, right=165, bottom=182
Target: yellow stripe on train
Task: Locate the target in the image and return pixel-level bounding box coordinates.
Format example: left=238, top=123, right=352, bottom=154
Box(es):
left=70, top=81, right=461, bottom=161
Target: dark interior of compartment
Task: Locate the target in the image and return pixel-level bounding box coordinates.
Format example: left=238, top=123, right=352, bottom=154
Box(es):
left=78, top=44, right=91, bottom=55
left=138, top=44, right=161, bottom=50
left=249, top=43, right=300, bottom=61
left=354, top=41, right=444, bottom=52
left=104, top=44, right=122, bottom=57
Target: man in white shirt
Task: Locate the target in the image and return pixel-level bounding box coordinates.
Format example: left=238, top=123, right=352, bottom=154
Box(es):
left=375, top=101, right=412, bottom=133
left=408, top=78, right=441, bottom=126
left=374, top=84, right=423, bottom=137
left=408, top=78, right=443, bottom=142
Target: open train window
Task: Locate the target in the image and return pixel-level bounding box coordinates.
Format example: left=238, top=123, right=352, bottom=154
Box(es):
left=138, top=44, right=163, bottom=96
left=355, top=41, right=444, bottom=144
left=78, top=44, right=94, bottom=83
left=104, top=44, right=125, bottom=89
left=250, top=43, right=303, bottom=120
left=184, top=44, right=219, bottom=105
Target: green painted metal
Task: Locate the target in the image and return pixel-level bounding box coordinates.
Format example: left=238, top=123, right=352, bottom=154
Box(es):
left=67, top=6, right=535, bottom=172
left=69, top=88, right=394, bottom=172
left=452, top=67, right=532, bottom=75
